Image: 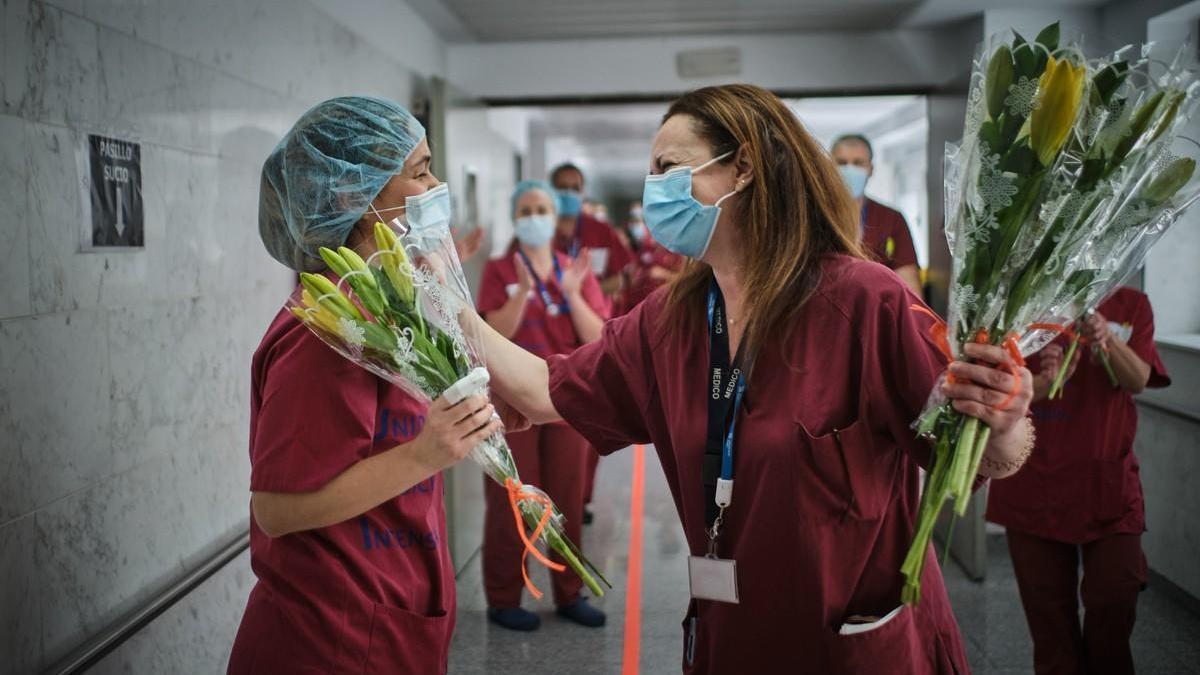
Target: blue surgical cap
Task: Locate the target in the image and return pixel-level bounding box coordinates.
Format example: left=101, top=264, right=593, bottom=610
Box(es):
left=510, top=179, right=558, bottom=217
left=258, top=96, right=426, bottom=271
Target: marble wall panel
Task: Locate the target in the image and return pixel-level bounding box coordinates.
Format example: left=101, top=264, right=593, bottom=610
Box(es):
left=87, top=549, right=254, bottom=675
left=0, top=515, right=42, bottom=675
left=1136, top=405, right=1200, bottom=599
left=0, top=307, right=112, bottom=523
left=0, top=113, right=32, bottom=319
left=36, top=442, right=247, bottom=666
left=94, top=25, right=218, bottom=155
left=2, top=0, right=441, bottom=670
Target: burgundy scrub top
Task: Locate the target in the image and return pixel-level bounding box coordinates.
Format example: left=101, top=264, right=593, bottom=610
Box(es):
left=548, top=254, right=970, bottom=674
left=618, top=236, right=685, bottom=316
left=862, top=198, right=919, bottom=271
left=554, top=212, right=635, bottom=281
left=476, top=248, right=611, bottom=358
left=988, top=287, right=1170, bottom=544
left=228, top=301, right=456, bottom=674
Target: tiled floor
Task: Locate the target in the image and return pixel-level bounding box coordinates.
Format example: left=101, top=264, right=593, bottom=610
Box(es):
left=943, top=534, right=1200, bottom=674
left=448, top=447, right=1200, bottom=674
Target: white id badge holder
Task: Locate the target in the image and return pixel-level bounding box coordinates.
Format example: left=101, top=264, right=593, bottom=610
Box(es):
left=689, top=478, right=739, bottom=604
left=688, top=555, right=739, bottom=603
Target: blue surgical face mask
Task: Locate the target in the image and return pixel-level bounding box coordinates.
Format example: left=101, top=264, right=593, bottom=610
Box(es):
left=641, top=151, right=736, bottom=258
left=838, top=164, right=869, bottom=198
left=629, top=222, right=647, bottom=241
left=513, top=214, right=556, bottom=247
left=370, top=183, right=452, bottom=246
left=557, top=190, right=583, bottom=217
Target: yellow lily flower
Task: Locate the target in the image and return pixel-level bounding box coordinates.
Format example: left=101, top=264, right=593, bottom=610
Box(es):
left=374, top=221, right=415, bottom=305
left=299, top=272, right=362, bottom=321
left=291, top=300, right=341, bottom=335
left=1031, top=56, right=1086, bottom=167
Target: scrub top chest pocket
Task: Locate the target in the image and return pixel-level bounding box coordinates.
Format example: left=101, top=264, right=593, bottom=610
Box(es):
left=793, top=415, right=900, bottom=523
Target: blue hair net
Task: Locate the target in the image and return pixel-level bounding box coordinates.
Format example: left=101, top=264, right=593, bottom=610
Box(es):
left=258, top=96, right=426, bottom=271
left=510, top=179, right=558, bottom=217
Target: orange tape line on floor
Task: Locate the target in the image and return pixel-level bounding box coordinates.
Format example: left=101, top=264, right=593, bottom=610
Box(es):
left=621, top=444, right=646, bottom=675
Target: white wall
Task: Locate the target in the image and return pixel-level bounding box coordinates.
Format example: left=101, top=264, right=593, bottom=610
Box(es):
left=439, top=98, right=521, bottom=567
left=1137, top=0, right=1200, bottom=602
left=1146, top=2, right=1200, bottom=336
left=982, top=8, right=1101, bottom=48
left=0, top=0, right=443, bottom=671
left=447, top=26, right=979, bottom=101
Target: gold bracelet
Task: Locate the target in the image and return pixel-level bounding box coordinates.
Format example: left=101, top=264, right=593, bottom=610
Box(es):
left=980, top=417, right=1035, bottom=474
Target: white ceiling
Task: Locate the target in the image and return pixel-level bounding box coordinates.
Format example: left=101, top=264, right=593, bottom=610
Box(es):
left=407, top=0, right=1112, bottom=43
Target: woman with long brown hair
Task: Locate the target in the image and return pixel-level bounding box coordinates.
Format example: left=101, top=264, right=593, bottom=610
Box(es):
left=472, top=84, right=1035, bottom=673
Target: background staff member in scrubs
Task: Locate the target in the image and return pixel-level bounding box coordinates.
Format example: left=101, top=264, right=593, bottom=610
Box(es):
left=550, top=162, right=635, bottom=298
left=988, top=286, right=1170, bottom=675
left=475, top=84, right=1036, bottom=674
left=476, top=181, right=611, bottom=631
left=229, top=96, right=499, bottom=675
left=831, top=134, right=922, bottom=296
left=551, top=163, right=634, bottom=522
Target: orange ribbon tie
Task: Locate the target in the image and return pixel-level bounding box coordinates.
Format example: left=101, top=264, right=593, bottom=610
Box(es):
left=995, top=333, right=1026, bottom=411
left=505, top=477, right=566, bottom=600
left=909, top=304, right=953, bottom=361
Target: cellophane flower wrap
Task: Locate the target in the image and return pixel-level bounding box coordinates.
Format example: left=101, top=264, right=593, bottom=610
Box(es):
left=287, top=184, right=608, bottom=598
left=903, top=23, right=1200, bottom=605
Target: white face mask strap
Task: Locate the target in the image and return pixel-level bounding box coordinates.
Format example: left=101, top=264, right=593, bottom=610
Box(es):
left=694, top=149, right=735, bottom=174
left=714, top=188, right=739, bottom=208
left=371, top=204, right=406, bottom=221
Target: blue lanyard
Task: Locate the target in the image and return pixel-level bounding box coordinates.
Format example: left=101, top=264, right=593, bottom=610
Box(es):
left=517, top=249, right=570, bottom=315
left=703, top=280, right=748, bottom=524
left=569, top=217, right=582, bottom=258
left=859, top=200, right=869, bottom=234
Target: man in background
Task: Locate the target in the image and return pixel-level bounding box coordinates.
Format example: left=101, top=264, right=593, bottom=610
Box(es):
left=550, top=163, right=633, bottom=298
left=831, top=134, right=921, bottom=295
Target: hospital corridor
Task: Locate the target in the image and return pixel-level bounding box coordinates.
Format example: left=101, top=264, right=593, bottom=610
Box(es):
left=2, top=1, right=1200, bottom=674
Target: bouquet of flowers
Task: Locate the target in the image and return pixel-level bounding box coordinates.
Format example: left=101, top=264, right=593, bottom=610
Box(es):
left=903, top=23, right=1200, bottom=604
left=289, top=186, right=608, bottom=599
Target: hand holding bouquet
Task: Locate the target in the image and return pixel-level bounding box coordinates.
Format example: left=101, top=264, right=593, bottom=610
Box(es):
left=290, top=186, right=608, bottom=598
left=903, top=23, right=1200, bottom=604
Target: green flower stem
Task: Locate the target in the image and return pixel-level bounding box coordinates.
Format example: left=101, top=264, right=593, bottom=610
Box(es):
left=1097, top=347, right=1120, bottom=387
left=901, top=431, right=953, bottom=605
left=948, top=416, right=978, bottom=509
left=518, top=501, right=606, bottom=597
left=1049, top=333, right=1081, bottom=399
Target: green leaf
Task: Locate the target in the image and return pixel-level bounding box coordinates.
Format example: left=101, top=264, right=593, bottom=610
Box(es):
left=1001, top=111, right=1025, bottom=148
left=1004, top=261, right=1041, bottom=327
left=1147, top=90, right=1184, bottom=143
left=1112, top=90, right=1165, bottom=166
left=1092, top=61, right=1129, bottom=105
left=986, top=45, right=1015, bottom=120
left=988, top=170, right=1046, bottom=287
left=979, top=118, right=1004, bottom=153
left=1142, top=157, right=1196, bottom=206
left=1000, top=139, right=1038, bottom=174
left=1079, top=156, right=1107, bottom=189
left=361, top=322, right=397, bottom=353
left=1013, top=41, right=1040, bottom=79
left=1035, top=22, right=1060, bottom=53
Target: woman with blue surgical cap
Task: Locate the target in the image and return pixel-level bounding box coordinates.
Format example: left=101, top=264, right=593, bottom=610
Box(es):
left=229, top=96, right=499, bottom=675
left=475, top=181, right=611, bottom=631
